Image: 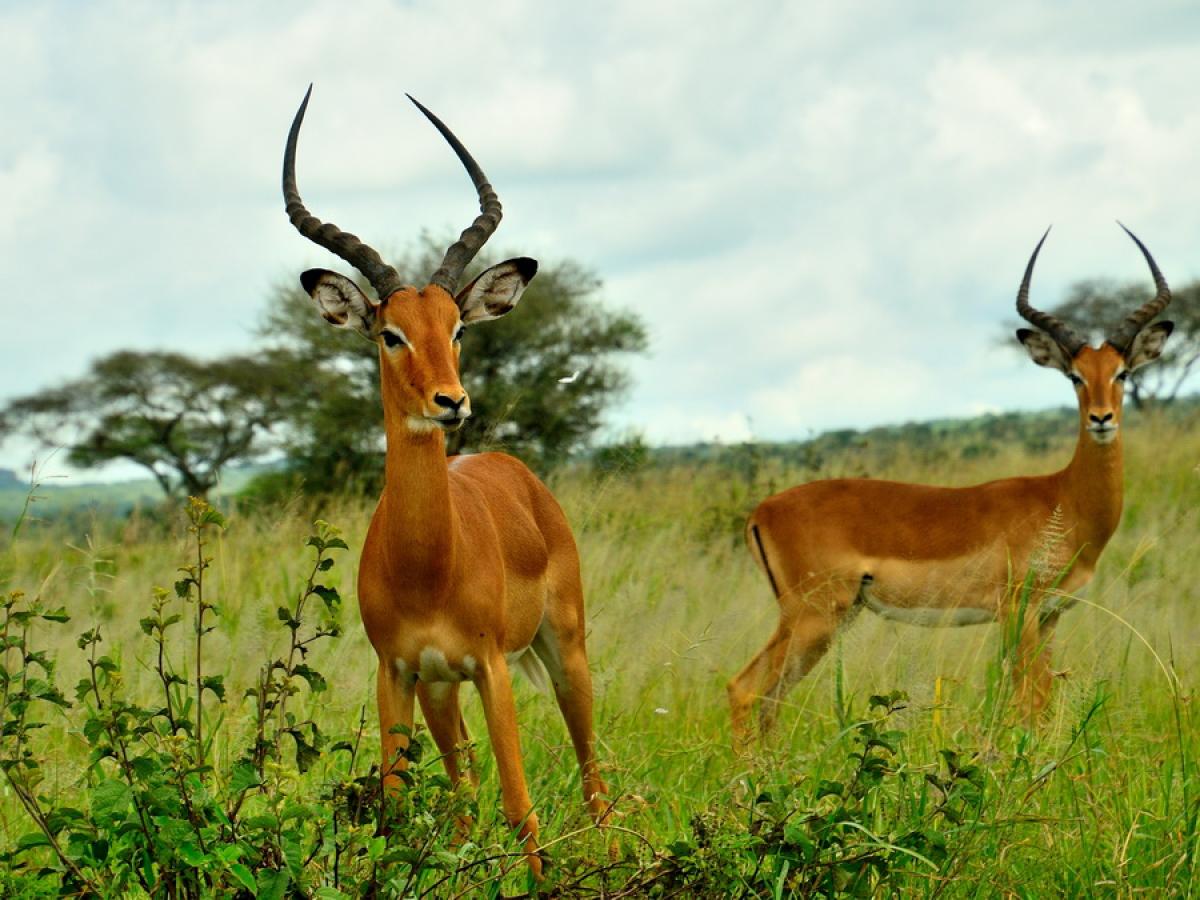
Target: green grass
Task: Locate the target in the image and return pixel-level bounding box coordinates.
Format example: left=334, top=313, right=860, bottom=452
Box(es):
left=2, top=413, right=1198, bottom=896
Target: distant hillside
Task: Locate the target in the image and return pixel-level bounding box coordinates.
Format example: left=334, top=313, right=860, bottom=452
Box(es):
left=0, top=463, right=275, bottom=524
left=3, top=396, right=1194, bottom=523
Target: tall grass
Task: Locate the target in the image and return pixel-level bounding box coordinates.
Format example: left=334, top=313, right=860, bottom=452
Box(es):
left=1, top=413, right=1197, bottom=895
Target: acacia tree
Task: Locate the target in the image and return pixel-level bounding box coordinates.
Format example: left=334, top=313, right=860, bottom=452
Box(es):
left=258, top=237, right=648, bottom=490
left=1005, top=278, right=1200, bottom=408
left=1, top=350, right=292, bottom=497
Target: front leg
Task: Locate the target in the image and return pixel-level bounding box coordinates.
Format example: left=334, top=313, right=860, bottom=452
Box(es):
left=1012, top=613, right=1056, bottom=721
left=377, top=658, right=416, bottom=793
left=474, top=654, right=542, bottom=879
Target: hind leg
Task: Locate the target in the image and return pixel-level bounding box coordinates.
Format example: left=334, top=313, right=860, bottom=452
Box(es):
left=416, top=682, right=476, bottom=787
left=728, top=581, right=856, bottom=748
left=533, top=614, right=610, bottom=823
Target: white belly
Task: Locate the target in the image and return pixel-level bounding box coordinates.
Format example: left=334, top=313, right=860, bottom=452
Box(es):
left=860, top=582, right=996, bottom=628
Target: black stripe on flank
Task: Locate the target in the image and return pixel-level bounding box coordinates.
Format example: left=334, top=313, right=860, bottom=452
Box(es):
left=751, top=524, right=781, bottom=598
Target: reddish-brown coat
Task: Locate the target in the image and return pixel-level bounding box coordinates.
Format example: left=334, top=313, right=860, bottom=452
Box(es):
left=729, top=344, right=1135, bottom=744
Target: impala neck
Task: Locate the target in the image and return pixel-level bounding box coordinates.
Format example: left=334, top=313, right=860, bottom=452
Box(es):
left=1060, top=419, right=1124, bottom=555
left=379, top=417, right=457, bottom=579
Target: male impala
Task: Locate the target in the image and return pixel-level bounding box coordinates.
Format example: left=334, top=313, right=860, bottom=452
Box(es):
left=282, top=87, right=608, bottom=875
left=728, top=226, right=1174, bottom=743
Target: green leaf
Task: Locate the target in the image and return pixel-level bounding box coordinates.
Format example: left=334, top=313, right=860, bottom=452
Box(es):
left=130, top=756, right=161, bottom=779
left=40, top=607, right=70, bottom=623
left=257, top=868, right=289, bottom=900
left=815, top=780, right=844, bottom=799
left=202, top=674, right=226, bottom=701
left=177, top=842, right=209, bottom=867
left=312, top=585, right=341, bottom=609
left=242, top=814, right=280, bottom=831
left=229, top=863, right=258, bottom=895
left=175, top=579, right=192, bottom=599
left=91, top=778, right=133, bottom=821
left=317, top=557, right=335, bottom=571
left=293, top=663, right=327, bottom=693
left=15, top=831, right=51, bottom=852
left=229, top=761, right=261, bottom=794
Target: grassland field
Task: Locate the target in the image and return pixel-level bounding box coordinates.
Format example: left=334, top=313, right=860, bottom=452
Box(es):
left=1, top=410, right=1198, bottom=896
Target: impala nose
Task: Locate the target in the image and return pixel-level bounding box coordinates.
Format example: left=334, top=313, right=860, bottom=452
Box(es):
left=1089, top=412, right=1114, bottom=426
left=433, top=392, right=468, bottom=416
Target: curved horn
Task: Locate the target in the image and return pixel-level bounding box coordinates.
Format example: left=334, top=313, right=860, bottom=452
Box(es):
left=407, top=95, right=503, bottom=294
left=1108, top=222, right=1172, bottom=352
left=1015, top=226, right=1087, bottom=356
left=283, top=86, right=405, bottom=301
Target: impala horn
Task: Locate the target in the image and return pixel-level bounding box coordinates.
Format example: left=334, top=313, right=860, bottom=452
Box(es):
left=406, top=94, right=503, bottom=294
left=283, top=86, right=406, bottom=302
left=1015, top=227, right=1087, bottom=356
left=1108, top=223, right=1172, bottom=353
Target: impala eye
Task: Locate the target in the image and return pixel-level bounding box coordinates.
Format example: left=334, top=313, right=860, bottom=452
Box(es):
left=452, top=325, right=465, bottom=343
left=382, top=330, right=407, bottom=350
left=1068, top=373, right=1084, bottom=386
left=1116, top=370, right=1129, bottom=383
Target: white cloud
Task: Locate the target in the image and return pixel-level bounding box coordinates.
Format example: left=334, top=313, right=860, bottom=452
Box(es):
left=2, top=0, right=1199, bottom=478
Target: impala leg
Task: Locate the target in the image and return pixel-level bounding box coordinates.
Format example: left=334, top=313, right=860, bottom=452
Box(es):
left=416, top=682, right=474, bottom=786
left=475, top=656, right=542, bottom=879
left=534, top=626, right=610, bottom=823
left=377, top=660, right=416, bottom=794
left=758, top=615, right=837, bottom=736
left=1013, top=613, right=1057, bottom=720
left=728, top=622, right=791, bottom=748
left=728, top=599, right=845, bottom=748
left=418, top=681, right=477, bottom=838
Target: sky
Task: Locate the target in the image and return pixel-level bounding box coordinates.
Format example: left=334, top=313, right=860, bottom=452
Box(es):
left=2, top=0, right=1198, bottom=480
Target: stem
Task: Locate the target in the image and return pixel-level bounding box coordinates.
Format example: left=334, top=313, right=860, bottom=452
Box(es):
left=276, top=548, right=325, bottom=728
left=86, top=633, right=156, bottom=893
left=1, top=769, right=98, bottom=891
left=194, top=524, right=206, bottom=766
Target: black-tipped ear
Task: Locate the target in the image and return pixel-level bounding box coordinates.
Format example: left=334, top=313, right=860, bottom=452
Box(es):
left=298, top=269, right=377, bottom=339
left=455, top=257, right=538, bottom=324
left=1125, top=320, right=1174, bottom=371
left=1018, top=328, right=1073, bottom=374
left=300, top=268, right=327, bottom=296
left=513, top=257, right=538, bottom=281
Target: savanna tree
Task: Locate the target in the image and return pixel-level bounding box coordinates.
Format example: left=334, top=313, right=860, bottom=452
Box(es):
left=1, top=350, right=291, bottom=497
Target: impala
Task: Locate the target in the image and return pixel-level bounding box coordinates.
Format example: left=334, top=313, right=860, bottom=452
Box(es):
left=282, top=87, right=608, bottom=875
left=727, top=226, right=1174, bottom=743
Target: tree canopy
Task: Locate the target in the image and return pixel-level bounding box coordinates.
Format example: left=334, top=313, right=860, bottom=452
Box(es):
left=1, top=351, right=293, bottom=497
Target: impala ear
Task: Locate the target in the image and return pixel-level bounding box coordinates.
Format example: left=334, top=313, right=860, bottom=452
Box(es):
left=455, top=257, right=538, bottom=324
left=1125, top=321, right=1174, bottom=371
left=1017, top=328, right=1072, bottom=374
left=300, top=269, right=377, bottom=338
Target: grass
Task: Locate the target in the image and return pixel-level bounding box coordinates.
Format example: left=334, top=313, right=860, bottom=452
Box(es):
left=1, top=411, right=1198, bottom=896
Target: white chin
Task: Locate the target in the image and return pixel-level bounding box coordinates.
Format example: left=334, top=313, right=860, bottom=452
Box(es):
left=406, top=416, right=441, bottom=434
left=1089, top=429, right=1118, bottom=445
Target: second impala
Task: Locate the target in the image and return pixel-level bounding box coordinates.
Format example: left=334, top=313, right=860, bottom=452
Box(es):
left=727, top=226, right=1175, bottom=744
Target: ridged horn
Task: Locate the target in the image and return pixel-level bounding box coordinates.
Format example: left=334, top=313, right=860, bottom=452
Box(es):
left=1015, top=226, right=1087, bottom=356
left=407, top=94, right=503, bottom=294
left=1108, top=223, right=1172, bottom=352
left=282, top=85, right=405, bottom=301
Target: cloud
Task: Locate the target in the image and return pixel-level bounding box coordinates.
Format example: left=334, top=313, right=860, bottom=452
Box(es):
left=2, top=0, right=1199, bottom=478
